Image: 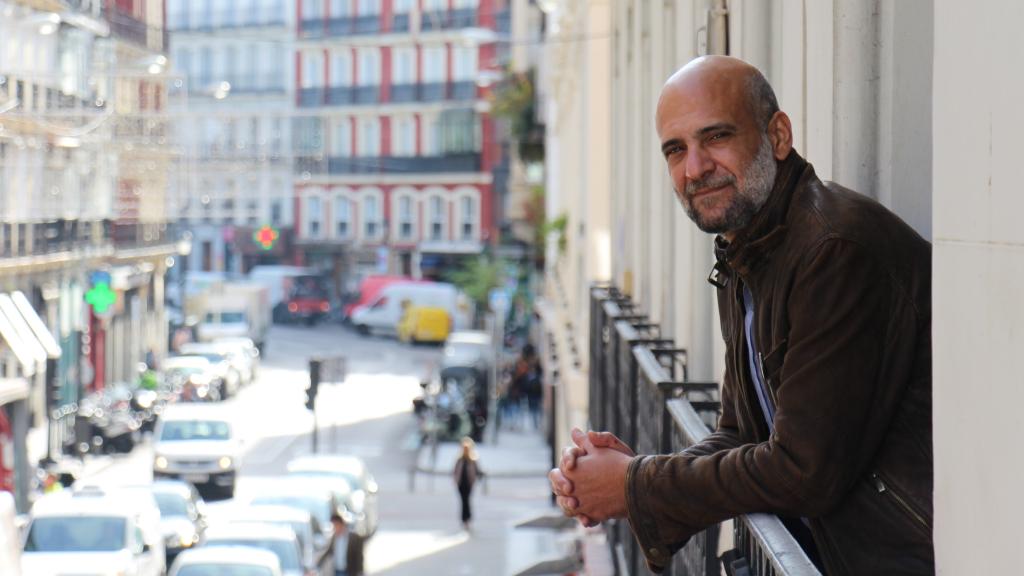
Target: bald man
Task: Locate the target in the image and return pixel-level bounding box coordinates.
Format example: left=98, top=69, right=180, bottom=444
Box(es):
left=549, top=56, right=933, bottom=575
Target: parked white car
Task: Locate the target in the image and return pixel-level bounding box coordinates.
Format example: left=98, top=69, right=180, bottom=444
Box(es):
left=169, top=545, right=282, bottom=576
left=153, top=404, right=244, bottom=497
left=223, top=504, right=331, bottom=575
left=22, top=486, right=166, bottom=576
left=202, top=523, right=305, bottom=576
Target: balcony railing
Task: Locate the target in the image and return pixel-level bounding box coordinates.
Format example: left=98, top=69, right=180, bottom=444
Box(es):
left=420, top=8, right=477, bottom=30
left=588, top=285, right=822, bottom=576
left=299, top=87, right=324, bottom=107
left=327, top=86, right=355, bottom=105
left=392, top=13, right=411, bottom=32
left=324, top=14, right=381, bottom=36
left=390, top=83, right=419, bottom=103
left=449, top=8, right=476, bottom=28
left=300, top=18, right=325, bottom=38
left=353, top=85, right=379, bottom=103
left=450, top=80, right=477, bottom=101
left=312, top=153, right=481, bottom=175
left=298, top=82, right=477, bottom=107
left=0, top=220, right=181, bottom=262
left=106, top=9, right=155, bottom=49
left=421, top=82, right=447, bottom=102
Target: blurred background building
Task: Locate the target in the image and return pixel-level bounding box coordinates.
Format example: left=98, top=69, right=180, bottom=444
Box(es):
left=0, top=0, right=177, bottom=509
left=291, top=0, right=511, bottom=295
left=167, top=0, right=296, bottom=278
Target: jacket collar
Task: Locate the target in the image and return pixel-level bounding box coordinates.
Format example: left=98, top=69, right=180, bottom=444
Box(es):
left=713, top=151, right=808, bottom=279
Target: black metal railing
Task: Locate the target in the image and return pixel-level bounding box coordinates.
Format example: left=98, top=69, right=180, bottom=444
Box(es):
left=327, top=86, right=355, bottom=105
left=327, top=14, right=381, bottom=35
left=390, top=83, right=419, bottom=103
left=451, top=80, right=477, bottom=100
left=300, top=18, right=325, bottom=38
left=298, top=87, right=323, bottom=107
left=354, top=85, right=380, bottom=103
left=587, top=284, right=821, bottom=576
left=392, top=13, right=411, bottom=32
left=322, top=153, right=480, bottom=175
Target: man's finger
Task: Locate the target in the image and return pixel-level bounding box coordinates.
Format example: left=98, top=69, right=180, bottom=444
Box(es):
left=560, top=445, right=585, bottom=471
left=588, top=431, right=635, bottom=456
left=556, top=495, right=579, bottom=516
left=548, top=468, right=574, bottom=496
left=571, top=427, right=596, bottom=452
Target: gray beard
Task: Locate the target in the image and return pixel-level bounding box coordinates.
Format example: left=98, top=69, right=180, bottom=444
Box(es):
left=680, top=136, right=778, bottom=235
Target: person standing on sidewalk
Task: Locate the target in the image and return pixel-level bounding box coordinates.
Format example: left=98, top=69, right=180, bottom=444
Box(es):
left=453, top=437, right=484, bottom=531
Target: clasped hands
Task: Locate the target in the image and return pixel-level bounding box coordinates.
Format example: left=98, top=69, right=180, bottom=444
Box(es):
left=548, top=428, right=636, bottom=526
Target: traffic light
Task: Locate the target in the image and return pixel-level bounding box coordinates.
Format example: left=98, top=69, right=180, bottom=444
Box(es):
left=305, top=358, right=321, bottom=411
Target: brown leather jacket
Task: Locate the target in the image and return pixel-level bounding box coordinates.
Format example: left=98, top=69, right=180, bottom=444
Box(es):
left=624, top=152, right=933, bottom=575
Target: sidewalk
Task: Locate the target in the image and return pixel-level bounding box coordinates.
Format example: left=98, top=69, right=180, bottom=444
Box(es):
left=26, top=425, right=118, bottom=487
left=412, top=423, right=615, bottom=576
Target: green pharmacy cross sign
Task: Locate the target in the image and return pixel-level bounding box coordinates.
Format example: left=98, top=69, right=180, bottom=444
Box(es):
left=85, top=281, right=116, bottom=314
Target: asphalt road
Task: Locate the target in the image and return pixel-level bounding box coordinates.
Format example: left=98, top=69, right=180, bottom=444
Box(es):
left=76, top=323, right=559, bottom=576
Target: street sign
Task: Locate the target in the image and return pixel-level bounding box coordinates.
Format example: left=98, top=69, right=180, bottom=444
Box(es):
left=85, top=272, right=117, bottom=315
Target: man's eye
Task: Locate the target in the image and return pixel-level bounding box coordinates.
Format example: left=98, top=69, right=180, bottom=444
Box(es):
left=709, top=132, right=729, bottom=141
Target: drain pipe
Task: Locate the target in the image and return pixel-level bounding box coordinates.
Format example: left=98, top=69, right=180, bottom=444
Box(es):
left=708, top=0, right=729, bottom=55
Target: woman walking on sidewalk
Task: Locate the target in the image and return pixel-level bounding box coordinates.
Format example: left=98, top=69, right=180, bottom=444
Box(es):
left=453, top=437, right=484, bottom=531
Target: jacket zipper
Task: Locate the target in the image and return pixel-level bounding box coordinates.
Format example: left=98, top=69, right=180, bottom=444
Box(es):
left=870, top=472, right=930, bottom=532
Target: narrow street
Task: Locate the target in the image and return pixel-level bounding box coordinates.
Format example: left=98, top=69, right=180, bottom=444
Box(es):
left=76, top=324, right=559, bottom=575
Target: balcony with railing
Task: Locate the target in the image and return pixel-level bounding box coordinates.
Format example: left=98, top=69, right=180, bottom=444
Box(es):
left=298, top=82, right=478, bottom=107
left=390, top=83, right=419, bottom=103
left=300, top=19, right=325, bottom=39
left=421, top=82, right=447, bottom=102
left=392, top=12, right=411, bottom=32
left=299, top=87, right=324, bottom=107
left=312, top=153, right=481, bottom=175
left=450, top=81, right=477, bottom=101
left=327, top=86, right=355, bottom=105
left=354, top=85, right=380, bottom=103
left=324, top=14, right=381, bottom=36
left=0, top=220, right=182, bottom=264
left=421, top=8, right=477, bottom=30
left=588, top=285, right=823, bottom=576
left=106, top=8, right=160, bottom=50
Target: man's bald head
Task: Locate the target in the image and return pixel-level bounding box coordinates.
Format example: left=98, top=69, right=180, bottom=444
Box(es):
left=655, top=56, right=792, bottom=238
left=659, top=55, right=779, bottom=132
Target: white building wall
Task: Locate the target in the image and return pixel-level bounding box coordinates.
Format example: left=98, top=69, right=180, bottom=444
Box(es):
left=933, top=1, right=1023, bottom=573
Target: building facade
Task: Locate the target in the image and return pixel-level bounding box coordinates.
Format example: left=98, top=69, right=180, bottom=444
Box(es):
left=167, top=0, right=296, bottom=279
left=292, top=0, right=510, bottom=293
left=0, top=0, right=176, bottom=510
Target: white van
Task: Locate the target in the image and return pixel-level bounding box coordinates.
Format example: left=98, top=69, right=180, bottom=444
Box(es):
left=350, top=282, right=472, bottom=336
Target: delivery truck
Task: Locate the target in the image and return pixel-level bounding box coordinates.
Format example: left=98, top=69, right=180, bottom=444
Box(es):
left=190, top=282, right=270, bottom=351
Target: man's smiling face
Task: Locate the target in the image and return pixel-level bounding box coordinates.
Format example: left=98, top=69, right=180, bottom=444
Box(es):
left=656, top=61, right=782, bottom=236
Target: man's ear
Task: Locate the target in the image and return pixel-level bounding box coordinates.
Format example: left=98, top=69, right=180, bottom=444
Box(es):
left=767, top=111, right=793, bottom=160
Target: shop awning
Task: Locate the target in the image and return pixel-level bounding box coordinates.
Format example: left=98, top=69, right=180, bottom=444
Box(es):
left=0, top=378, right=29, bottom=406
left=0, top=292, right=60, bottom=376
left=11, top=292, right=61, bottom=359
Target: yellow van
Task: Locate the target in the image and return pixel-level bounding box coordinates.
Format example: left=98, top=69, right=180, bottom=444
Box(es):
left=398, top=305, right=451, bottom=344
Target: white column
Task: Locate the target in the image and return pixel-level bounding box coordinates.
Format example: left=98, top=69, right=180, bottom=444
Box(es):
left=933, top=1, right=1024, bottom=573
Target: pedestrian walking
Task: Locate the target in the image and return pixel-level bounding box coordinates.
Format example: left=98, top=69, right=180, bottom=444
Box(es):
left=331, top=510, right=364, bottom=576
left=453, top=436, right=484, bottom=531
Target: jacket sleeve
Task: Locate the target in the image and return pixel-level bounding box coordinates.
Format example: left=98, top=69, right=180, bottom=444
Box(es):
left=623, top=239, right=923, bottom=572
